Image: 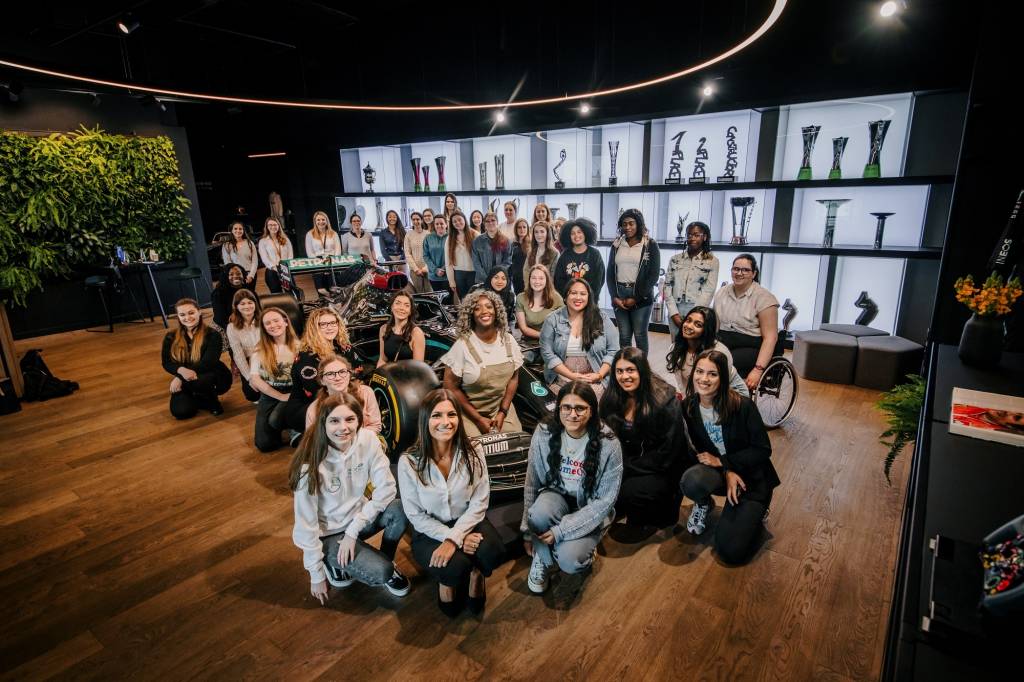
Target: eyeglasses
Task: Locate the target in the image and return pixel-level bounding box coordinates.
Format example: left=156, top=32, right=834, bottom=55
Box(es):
left=559, top=404, right=590, bottom=416
left=322, top=369, right=350, bottom=379
left=731, top=266, right=754, bottom=274
left=318, top=320, right=340, bottom=329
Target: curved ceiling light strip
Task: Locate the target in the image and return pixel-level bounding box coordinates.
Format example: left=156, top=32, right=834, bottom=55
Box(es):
left=0, top=1, right=786, bottom=112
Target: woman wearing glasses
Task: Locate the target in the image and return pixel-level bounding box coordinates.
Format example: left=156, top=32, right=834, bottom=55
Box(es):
left=284, top=308, right=353, bottom=438
left=712, top=254, right=779, bottom=391
left=522, top=381, right=623, bottom=595
left=305, top=355, right=381, bottom=433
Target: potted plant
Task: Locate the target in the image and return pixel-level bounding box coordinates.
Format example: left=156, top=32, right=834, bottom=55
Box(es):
left=877, top=374, right=924, bottom=484
left=953, top=272, right=1022, bottom=368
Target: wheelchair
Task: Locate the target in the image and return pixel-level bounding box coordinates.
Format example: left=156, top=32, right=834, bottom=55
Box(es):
left=720, top=330, right=798, bottom=429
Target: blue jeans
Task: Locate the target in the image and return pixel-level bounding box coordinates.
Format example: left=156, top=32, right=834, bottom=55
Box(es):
left=527, top=490, right=603, bottom=575
left=613, top=283, right=653, bottom=354
left=320, top=499, right=407, bottom=586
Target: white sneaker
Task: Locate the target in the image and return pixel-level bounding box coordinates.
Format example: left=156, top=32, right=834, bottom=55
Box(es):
left=686, top=499, right=714, bottom=535
left=527, top=552, right=551, bottom=594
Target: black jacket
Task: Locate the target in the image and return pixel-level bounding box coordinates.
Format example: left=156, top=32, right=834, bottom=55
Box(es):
left=682, top=395, right=780, bottom=503
left=604, top=377, right=691, bottom=479
left=606, top=236, right=662, bottom=307
left=161, top=329, right=228, bottom=377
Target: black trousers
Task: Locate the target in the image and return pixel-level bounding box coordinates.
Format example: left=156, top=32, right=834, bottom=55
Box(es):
left=410, top=518, right=505, bottom=588
left=254, top=394, right=289, bottom=452
left=169, top=363, right=232, bottom=420
left=717, top=330, right=762, bottom=378
left=680, top=464, right=770, bottom=566
left=616, top=472, right=683, bottom=528
left=264, top=268, right=283, bottom=294
left=239, top=376, right=260, bottom=402
left=284, top=397, right=312, bottom=434
left=452, top=270, right=475, bottom=300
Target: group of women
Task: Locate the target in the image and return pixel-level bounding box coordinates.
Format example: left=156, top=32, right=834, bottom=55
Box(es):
left=166, top=203, right=784, bottom=618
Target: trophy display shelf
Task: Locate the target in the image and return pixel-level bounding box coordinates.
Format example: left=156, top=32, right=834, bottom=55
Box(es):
left=335, top=174, right=954, bottom=198
left=592, top=239, right=943, bottom=260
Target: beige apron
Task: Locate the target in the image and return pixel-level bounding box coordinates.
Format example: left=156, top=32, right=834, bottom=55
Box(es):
left=462, top=334, right=522, bottom=437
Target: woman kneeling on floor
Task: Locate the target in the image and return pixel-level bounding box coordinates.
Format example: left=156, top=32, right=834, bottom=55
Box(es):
left=161, top=298, right=232, bottom=419
left=522, top=381, right=623, bottom=594
left=399, top=389, right=505, bottom=617
left=290, top=393, right=411, bottom=604
left=305, top=355, right=381, bottom=433
left=600, top=347, right=688, bottom=529
left=680, top=350, right=779, bottom=565
left=249, top=307, right=299, bottom=452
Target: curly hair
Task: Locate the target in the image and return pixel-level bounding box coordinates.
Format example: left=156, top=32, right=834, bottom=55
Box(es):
left=558, top=217, right=598, bottom=250
left=453, top=288, right=509, bottom=338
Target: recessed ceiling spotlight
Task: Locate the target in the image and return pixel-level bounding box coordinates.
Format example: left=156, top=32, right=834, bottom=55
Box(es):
left=879, top=1, right=899, bottom=17
left=495, top=111, right=506, bottom=123
left=580, top=103, right=591, bottom=114
left=702, top=84, right=714, bottom=97
left=117, top=14, right=140, bottom=34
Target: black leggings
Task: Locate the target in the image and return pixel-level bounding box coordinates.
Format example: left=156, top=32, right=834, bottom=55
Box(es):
left=452, top=270, right=475, bottom=300
left=254, top=394, right=289, bottom=452
left=410, top=518, right=505, bottom=588
left=264, top=268, right=283, bottom=294
left=616, top=473, right=682, bottom=527
left=169, top=363, right=232, bottom=420
left=680, top=463, right=770, bottom=565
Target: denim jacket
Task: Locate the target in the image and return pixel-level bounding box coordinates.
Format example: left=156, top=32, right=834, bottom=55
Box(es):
left=538, top=307, right=620, bottom=384
left=520, top=423, right=624, bottom=543
left=422, top=233, right=448, bottom=282
left=471, top=233, right=512, bottom=284
left=661, top=251, right=720, bottom=317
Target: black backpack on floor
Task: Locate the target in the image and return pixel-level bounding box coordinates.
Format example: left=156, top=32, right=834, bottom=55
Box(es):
left=20, top=349, right=80, bottom=402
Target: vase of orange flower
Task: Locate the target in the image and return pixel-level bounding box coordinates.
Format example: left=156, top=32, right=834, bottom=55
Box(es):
left=954, top=272, right=1023, bottom=368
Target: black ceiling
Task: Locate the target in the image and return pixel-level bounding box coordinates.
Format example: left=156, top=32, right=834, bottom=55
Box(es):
left=1, top=0, right=982, bottom=150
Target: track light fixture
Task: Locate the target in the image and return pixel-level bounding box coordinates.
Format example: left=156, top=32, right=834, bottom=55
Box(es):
left=117, top=14, right=140, bottom=35
left=495, top=111, right=506, bottom=123
left=580, top=103, right=591, bottom=115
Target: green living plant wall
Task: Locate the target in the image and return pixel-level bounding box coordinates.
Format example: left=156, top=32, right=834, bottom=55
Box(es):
left=0, top=125, right=194, bottom=306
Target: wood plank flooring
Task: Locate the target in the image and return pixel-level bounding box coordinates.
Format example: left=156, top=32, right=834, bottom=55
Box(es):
left=0, top=305, right=909, bottom=680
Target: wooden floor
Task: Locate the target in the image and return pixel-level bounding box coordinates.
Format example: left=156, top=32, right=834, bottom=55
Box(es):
left=0, top=312, right=909, bottom=681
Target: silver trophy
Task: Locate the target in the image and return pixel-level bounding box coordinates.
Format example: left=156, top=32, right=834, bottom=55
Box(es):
left=781, top=298, right=798, bottom=333
left=797, top=125, right=821, bottom=180
left=553, top=149, right=567, bottom=189
left=871, top=211, right=894, bottom=249
left=479, top=161, right=488, bottom=191
left=435, top=155, right=447, bottom=192
left=730, top=197, right=756, bottom=245
left=489, top=198, right=499, bottom=214
left=494, top=153, right=505, bottom=191
left=689, top=136, right=708, bottom=184
left=607, top=140, right=620, bottom=186
left=816, top=198, right=851, bottom=248
left=863, top=120, right=891, bottom=178
left=675, top=212, right=691, bottom=243
left=717, top=125, right=738, bottom=182
left=665, top=130, right=685, bottom=185
left=567, top=202, right=580, bottom=220
left=828, top=137, right=849, bottom=180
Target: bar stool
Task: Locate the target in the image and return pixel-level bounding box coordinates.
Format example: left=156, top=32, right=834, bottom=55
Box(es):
left=171, top=266, right=212, bottom=303
left=84, top=266, right=147, bottom=333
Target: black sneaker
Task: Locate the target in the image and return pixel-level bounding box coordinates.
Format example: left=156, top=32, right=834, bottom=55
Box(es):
left=385, top=566, right=411, bottom=597
left=209, top=398, right=224, bottom=416
left=324, top=563, right=355, bottom=588
left=289, top=430, right=303, bottom=447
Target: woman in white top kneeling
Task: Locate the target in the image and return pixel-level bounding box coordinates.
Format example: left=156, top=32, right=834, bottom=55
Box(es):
left=399, top=388, right=505, bottom=618
left=290, top=393, right=410, bottom=604
left=440, top=289, right=524, bottom=437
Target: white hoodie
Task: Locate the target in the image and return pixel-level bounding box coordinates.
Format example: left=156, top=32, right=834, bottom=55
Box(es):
left=292, top=428, right=397, bottom=585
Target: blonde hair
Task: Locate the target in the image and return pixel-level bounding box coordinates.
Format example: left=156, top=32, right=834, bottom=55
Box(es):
left=256, top=308, right=299, bottom=380
left=311, top=211, right=337, bottom=242
left=300, top=308, right=350, bottom=356
left=261, top=216, right=288, bottom=246
left=170, top=298, right=208, bottom=366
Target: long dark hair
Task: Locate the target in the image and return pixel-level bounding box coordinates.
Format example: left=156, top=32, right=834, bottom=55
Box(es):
left=446, top=210, right=478, bottom=264
left=600, top=347, right=675, bottom=435
left=665, top=306, right=718, bottom=374
left=544, top=381, right=610, bottom=499
left=385, top=210, right=406, bottom=248
left=565, top=279, right=605, bottom=350
left=289, top=392, right=365, bottom=495
left=686, top=221, right=712, bottom=256
left=228, top=288, right=261, bottom=329
left=685, top=349, right=741, bottom=424
left=382, top=291, right=418, bottom=346
left=407, top=388, right=483, bottom=485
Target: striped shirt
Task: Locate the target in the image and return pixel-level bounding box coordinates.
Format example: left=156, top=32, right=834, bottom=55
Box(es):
left=713, top=282, right=779, bottom=337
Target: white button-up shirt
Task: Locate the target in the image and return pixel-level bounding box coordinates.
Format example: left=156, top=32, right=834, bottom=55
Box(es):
left=397, top=447, right=490, bottom=548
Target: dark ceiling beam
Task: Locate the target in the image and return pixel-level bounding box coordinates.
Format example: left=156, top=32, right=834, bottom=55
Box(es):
left=174, top=19, right=298, bottom=49
left=288, top=0, right=360, bottom=25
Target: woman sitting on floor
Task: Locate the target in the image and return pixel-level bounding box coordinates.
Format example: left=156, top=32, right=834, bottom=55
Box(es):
left=522, top=381, right=623, bottom=595
left=305, top=355, right=381, bottom=433
left=399, top=388, right=505, bottom=617
left=664, top=306, right=749, bottom=397
left=210, top=264, right=248, bottom=331
left=161, top=298, right=232, bottom=419
left=225, top=289, right=262, bottom=403
left=440, top=289, right=524, bottom=438
left=600, top=347, right=688, bottom=529
left=249, top=307, right=300, bottom=453
left=290, top=393, right=410, bottom=604
left=680, top=350, right=779, bottom=565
